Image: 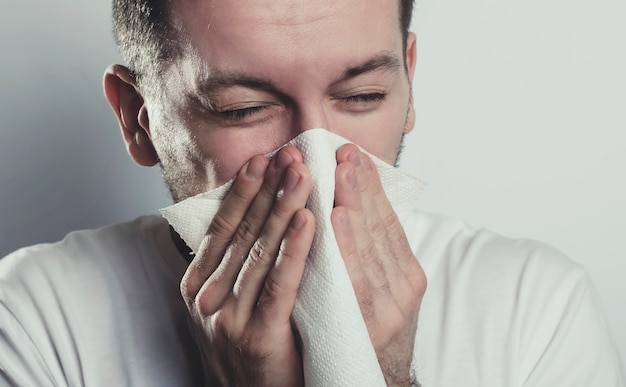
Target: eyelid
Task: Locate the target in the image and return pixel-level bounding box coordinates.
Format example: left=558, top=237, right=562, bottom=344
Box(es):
left=219, top=105, right=268, bottom=120
left=215, top=101, right=281, bottom=122
left=339, top=93, right=386, bottom=102
left=330, top=91, right=387, bottom=114
left=332, top=84, right=387, bottom=97
left=331, top=91, right=387, bottom=105
left=216, top=101, right=277, bottom=112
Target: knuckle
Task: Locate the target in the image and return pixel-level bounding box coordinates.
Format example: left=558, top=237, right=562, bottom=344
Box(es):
left=413, top=267, right=428, bottom=297
left=375, top=278, right=391, bottom=294
left=208, top=212, right=238, bottom=238
left=231, top=178, right=258, bottom=202
left=221, top=245, right=246, bottom=273
left=361, top=241, right=379, bottom=265
left=259, top=176, right=279, bottom=200
left=248, top=239, right=270, bottom=266
left=382, top=212, right=401, bottom=234
left=195, top=288, right=215, bottom=318
left=262, top=273, right=288, bottom=304
left=194, top=279, right=228, bottom=319
left=234, top=217, right=260, bottom=245
left=180, top=274, right=197, bottom=308
left=210, top=310, right=233, bottom=338
left=369, top=218, right=387, bottom=241
left=406, top=260, right=427, bottom=295
left=369, top=262, right=388, bottom=290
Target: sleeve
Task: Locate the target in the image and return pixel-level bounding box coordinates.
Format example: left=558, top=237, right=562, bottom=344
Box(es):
left=519, top=267, right=625, bottom=386
left=0, top=302, right=60, bottom=387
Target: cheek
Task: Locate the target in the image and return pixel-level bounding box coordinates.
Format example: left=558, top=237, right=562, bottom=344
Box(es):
left=201, top=127, right=292, bottom=185
left=151, top=120, right=200, bottom=168
left=333, top=96, right=408, bottom=163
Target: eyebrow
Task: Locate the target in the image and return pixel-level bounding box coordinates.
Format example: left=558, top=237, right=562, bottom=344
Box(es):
left=190, top=51, right=403, bottom=103
left=188, top=74, right=278, bottom=110
left=340, top=52, right=402, bottom=81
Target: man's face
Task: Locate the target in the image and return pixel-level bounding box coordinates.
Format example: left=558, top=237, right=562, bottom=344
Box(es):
left=147, top=0, right=416, bottom=202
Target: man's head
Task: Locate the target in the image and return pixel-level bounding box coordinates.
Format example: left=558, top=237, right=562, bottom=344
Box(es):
left=104, top=0, right=417, bottom=202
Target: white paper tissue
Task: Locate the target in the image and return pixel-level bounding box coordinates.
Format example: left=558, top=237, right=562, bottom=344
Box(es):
left=160, top=128, right=425, bottom=386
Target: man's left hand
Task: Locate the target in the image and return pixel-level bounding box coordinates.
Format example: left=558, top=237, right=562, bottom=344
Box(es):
left=331, top=144, right=427, bottom=387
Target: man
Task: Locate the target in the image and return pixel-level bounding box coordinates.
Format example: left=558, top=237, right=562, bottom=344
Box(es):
left=0, top=1, right=622, bottom=386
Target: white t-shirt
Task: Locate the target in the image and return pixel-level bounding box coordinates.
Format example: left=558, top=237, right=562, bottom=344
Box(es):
left=0, top=213, right=623, bottom=386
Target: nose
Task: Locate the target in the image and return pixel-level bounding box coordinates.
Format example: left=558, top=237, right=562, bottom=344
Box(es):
left=290, top=99, right=333, bottom=137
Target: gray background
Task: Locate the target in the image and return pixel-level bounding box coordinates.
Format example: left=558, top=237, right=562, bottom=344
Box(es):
left=1, top=0, right=624, bottom=370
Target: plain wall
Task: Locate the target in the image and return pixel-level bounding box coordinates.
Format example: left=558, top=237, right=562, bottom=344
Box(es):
left=1, top=0, right=624, bottom=371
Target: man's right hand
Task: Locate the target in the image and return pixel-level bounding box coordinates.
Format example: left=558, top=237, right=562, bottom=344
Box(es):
left=179, top=147, right=315, bottom=387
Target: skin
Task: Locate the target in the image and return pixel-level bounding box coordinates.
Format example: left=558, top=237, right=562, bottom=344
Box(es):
left=104, top=0, right=427, bottom=385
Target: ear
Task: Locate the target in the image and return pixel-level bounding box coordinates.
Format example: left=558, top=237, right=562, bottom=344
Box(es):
left=103, top=64, right=159, bottom=167
left=404, top=90, right=416, bottom=135
left=405, top=32, right=417, bottom=84
left=403, top=32, right=417, bottom=135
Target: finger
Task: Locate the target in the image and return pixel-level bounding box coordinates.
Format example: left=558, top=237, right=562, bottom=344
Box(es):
left=352, top=153, right=423, bottom=301
left=255, top=209, right=315, bottom=326
left=229, top=147, right=303, bottom=256
left=335, top=148, right=388, bottom=291
left=191, top=147, right=303, bottom=318
left=337, top=147, right=416, bottom=302
left=336, top=145, right=379, bottom=236
left=331, top=206, right=373, bottom=310
left=201, top=148, right=298, bottom=308
left=181, top=155, right=268, bottom=304
left=233, top=160, right=312, bottom=318
left=361, top=154, right=416, bottom=273
left=334, top=157, right=384, bottom=277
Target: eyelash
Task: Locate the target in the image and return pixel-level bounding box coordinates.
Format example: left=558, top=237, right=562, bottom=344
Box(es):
left=218, top=105, right=269, bottom=120
left=339, top=93, right=387, bottom=103
left=217, top=93, right=386, bottom=121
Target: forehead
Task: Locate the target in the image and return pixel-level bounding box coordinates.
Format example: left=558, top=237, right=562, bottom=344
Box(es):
left=170, top=0, right=402, bottom=73
left=173, top=0, right=400, bottom=29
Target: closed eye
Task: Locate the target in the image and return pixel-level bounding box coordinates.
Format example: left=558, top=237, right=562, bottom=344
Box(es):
left=333, top=92, right=387, bottom=113
left=218, top=105, right=270, bottom=121
left=341, top=93, right=386, bottom=103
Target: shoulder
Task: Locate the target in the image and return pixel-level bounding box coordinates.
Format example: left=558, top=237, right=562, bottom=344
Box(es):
left=0, top=217, right=199, bottom=385
left=0, top=215, right=169, bottom=301
left=406, top=210, right=581, bottom=285
left=409, top=211, right=623, bottom=385
left=407, top=210, right=589, bottom=320
left=2, top=215, right=166, bottom=270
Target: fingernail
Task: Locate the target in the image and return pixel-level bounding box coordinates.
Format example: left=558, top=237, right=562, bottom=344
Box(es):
left=246, top=157, right=267, bottom=179
left=349, top=149, right=361, bottom=167
left=282, top=168, right=300, bottom=191
left=290, top=211, right=306, bottom=231
left=347, top=169, right=358, bottom=189
left=275, top=150, right=293, bottom=172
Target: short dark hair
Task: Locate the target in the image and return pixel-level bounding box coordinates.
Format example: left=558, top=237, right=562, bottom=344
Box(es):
left=112, top=0, right=415, bottom=87
left=400, top=0, right=415, bottom=52
left=111, top=0, right=180, bottom=87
